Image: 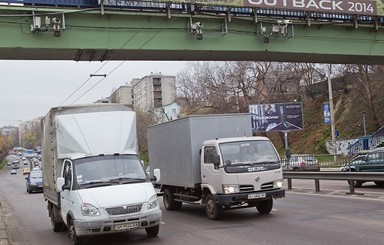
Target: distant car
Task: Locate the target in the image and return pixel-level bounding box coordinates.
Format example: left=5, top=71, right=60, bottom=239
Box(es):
left=12, top=164, right=20, bottom=169
left=25, top=169, right=43, bottom=193
left=12, top=159, right=19, bottom=165
left=23, top=168, right=31, bottom=175
left=23, top=160, right=28, bottom=165
left=284, top=154, right=320, bottom=171
left=341, top=148, right=384, bottom=187
left=7, top=162, right=11, bottom=166
left=10, top=169, right=17, bottom=175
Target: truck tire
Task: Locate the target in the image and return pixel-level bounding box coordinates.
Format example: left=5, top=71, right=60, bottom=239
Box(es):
left=68, top=218, right=84, bottom=245
left=163, top=188, right=182, bottom=210
left=256, top=199, right=273, bottom=214
left=50, top=205, right=65, bottom=232
left=145, top=225, right=159, bottom=237
left=205, top=194, right=221, bottom=220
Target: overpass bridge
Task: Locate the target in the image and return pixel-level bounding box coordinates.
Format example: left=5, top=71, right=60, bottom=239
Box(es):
left=0, top=0, right=384, bottom=64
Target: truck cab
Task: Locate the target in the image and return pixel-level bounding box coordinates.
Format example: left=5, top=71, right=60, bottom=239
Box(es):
left=200, top=137, right=284, bottom=219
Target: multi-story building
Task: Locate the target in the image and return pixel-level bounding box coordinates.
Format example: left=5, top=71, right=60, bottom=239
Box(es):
left=107, top=73, right=180, bottom=123
left=131, top=73, right=176, bottom=112
left=109, top=83, right=133, bottom=105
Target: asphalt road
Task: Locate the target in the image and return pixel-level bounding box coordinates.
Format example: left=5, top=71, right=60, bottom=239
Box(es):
left=1, top=164, right=384, bottom=245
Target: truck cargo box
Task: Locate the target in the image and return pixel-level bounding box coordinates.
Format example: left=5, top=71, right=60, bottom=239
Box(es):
left=42, top=103, right=135, bottom=205
left=147, top=113, right=252, bottom=188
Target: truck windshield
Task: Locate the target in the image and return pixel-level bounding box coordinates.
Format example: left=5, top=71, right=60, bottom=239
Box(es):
left=74, top=155, right=146, bottom=188
left=220, top=140, right=279, bottom=166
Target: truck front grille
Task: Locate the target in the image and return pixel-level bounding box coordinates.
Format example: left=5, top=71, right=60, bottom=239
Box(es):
left=261, top=182, right=274, bottom=190
left=106, top=204, right=142, bottom=216
left=239, top=185, right=254, bottom=192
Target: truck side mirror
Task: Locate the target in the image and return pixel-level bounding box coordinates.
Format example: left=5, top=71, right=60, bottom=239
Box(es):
left=213, top=155, right=220, bottom=166
left=56, top=177, right=65, bottom=192
left=153, top=168, right=161, bottom=183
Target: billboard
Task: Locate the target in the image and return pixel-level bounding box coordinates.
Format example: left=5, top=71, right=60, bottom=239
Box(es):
left=249, top=102, right=303, bottom=132
left=103, top=0, right=384, bottom=17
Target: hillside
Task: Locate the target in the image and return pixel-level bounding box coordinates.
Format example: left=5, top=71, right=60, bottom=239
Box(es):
left=263, top=74, right=384, bottom=155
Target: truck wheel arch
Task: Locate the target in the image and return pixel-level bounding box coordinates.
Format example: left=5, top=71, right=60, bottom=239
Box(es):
left=201, top=188, right=212, bottom=204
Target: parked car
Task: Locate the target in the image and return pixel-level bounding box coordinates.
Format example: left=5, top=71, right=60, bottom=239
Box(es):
left=25, top=169, right=43, bottom=193
left=341, top=148, right=384, bottom=187
left=284, top=154, right=320, bottom=171
left=10, top=169, right=17, bottom=175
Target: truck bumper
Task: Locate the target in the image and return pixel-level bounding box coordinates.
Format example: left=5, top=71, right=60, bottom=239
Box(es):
left=74, top=209, right=162, bottom=236
left=215, top=189, right=285, bottom=207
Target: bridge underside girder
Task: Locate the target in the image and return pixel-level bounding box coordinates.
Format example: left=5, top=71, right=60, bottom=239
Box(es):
left=2, top=48, right=384, bottom=65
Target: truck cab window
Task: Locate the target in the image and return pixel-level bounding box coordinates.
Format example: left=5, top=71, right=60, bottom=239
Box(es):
left=63, top=161, right=72, bottom=188
left=204, top=146, right=217, bottom=164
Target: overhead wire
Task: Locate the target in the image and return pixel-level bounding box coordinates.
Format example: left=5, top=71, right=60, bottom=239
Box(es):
left=67, top=9, right=182, bottom=105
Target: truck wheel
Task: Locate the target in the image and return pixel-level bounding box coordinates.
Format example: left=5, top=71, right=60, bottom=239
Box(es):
left=68, top=218, right=84, bottom=245
left=50, top=206, right=65, bottom=232
left=163, top=189, right=182, bottom=210
left=256, top=199, right=273, bottom=214
left=145, top=225, right=159, bottom=237
left=205, top=194, right=221, bottom=220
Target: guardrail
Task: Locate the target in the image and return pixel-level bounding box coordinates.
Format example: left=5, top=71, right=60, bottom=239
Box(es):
left=283, top=171, right=384, bottom=194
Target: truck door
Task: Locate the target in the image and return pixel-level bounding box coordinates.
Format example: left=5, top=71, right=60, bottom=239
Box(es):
left=201, top=146, right=221, bottom=193
left=60, top=160, right=79, bottom=222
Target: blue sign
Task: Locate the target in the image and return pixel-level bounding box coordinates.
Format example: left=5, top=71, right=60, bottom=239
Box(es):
left=323, top=102, right=331, bottom=124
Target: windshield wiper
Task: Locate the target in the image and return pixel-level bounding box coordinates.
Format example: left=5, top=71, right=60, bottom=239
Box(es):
left=109, top=177, right=146, bottom=184
left=81, top=180, right=118, bottom=188
left=251, top=161, right=278, bottom=165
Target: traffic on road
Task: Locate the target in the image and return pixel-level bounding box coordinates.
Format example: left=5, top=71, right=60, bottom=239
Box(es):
left=1, top=152, right=384, bottom=245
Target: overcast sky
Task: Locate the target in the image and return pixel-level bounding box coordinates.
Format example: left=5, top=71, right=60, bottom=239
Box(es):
left=0, top=60, right=189, bottom=128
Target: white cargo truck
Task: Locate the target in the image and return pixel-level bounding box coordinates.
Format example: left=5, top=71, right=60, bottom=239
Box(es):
left=148, top=113, right=285, bottom=220
left=42, top=104, right=162, bottom=245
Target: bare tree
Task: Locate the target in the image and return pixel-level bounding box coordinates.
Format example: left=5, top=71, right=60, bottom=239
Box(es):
left=136, top=111, right=155, bottom=162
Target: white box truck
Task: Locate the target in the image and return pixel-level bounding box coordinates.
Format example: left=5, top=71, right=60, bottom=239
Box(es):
left=42, top=104, right=162, bottom=245
left=148, top=114, right=285, bottom=220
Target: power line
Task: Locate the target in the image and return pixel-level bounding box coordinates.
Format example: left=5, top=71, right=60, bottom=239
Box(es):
left=66, top=10, right=181, bottom=105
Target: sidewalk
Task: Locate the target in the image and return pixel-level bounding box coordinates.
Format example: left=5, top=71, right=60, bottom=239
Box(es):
left=0, top=202, right=9, bottom=245
left=0, top=164, right=9, bottom=245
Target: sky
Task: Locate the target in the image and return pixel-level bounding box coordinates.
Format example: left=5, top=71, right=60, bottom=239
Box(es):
left=0, top=60, right=189, bottom=128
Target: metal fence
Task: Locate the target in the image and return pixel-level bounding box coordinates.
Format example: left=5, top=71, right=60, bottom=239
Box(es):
left=283, top=171, right=384, bottom=194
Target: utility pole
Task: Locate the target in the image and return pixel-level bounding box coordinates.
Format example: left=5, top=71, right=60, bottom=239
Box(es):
left=363, top=111, right=367, bottom=137
left=327, top=64, right=337, bottom=163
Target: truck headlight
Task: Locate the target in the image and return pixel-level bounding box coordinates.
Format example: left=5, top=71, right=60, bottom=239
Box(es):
left=223, top=184, right=240, bottom=194
left=81, top=203, right=101, bottom=216
left=273, top=179, right=284, bottom=189
left=147, top=195, right=159, bottom=210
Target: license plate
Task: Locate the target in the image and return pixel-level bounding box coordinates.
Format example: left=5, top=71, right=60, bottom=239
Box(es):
left=114, top=223, right=139, bottom=231
left=248, top=193, right=266, bottom=199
